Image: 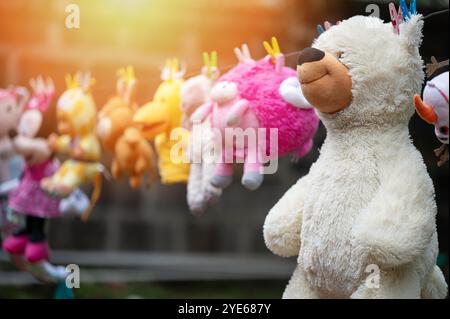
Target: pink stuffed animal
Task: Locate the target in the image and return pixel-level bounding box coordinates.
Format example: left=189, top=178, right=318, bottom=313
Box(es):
left=181, top=52, right=222, bottom=214
left=0, top=86, right=27, bottom=240
left=191, top=42, right=319, bottom=191
left=0, top=87, right=28, bottom=183
left=414, top=71, right=449, bottom=166
left=3, top=77, right=59, bottom=263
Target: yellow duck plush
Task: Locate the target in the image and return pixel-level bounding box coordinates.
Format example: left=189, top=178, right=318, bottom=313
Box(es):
left=133, top=59, right=190, bottom=184
left=41, top=72, right=103, bottom=221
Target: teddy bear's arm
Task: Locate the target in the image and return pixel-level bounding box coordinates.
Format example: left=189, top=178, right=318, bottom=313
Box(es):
left=351, top=155, right=436, bottom=268
left=226, top=99, right=249, bottom=126
left=190, top=102, right=213, bottom=124
left=263, top=176, right=309, bottom=257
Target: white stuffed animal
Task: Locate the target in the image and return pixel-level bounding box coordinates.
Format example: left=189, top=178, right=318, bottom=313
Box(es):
left=264, top=11, right=448, bottom=299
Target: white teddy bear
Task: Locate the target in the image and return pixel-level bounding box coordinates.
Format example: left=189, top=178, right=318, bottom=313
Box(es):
left=263, top=13, right=448, bottom=299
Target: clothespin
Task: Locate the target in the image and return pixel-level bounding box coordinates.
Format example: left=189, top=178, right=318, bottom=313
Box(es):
left=78, top=72, right=95, bottom=92
left=324, top=21, right=333, bottom=30
left=263, top=37, right=282, bottom=64
left=317, top=24, right=325, bottom=35
left=117, top=66, right=137, bottom=105
left=389, top=2, right=403, bottom=35
left=202, top=51, right=218, bottom=79
left=317, top=21, right=339, bottom=35
left=400, top=0, right=416, bottom=21
left=28, top=76, right=55, bottom=112
left=161, top=58, right=185, bottom=81
left=117, top=66, right=136, bottom=87
left=168, top=58, right=178, bottom=81
left=65, top=74, right=78, bottom=90
left=234, top=44, right=253, bottom=64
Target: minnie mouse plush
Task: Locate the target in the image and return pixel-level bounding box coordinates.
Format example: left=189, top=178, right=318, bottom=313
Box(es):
left=2, top=77, right=62, bottom=263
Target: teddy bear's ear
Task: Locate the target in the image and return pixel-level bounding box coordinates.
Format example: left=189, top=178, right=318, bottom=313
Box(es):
left=399, top=14, right=424, bottom=53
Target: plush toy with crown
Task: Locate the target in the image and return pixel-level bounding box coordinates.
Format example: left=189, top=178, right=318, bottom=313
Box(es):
left=133, top=59, right=190, bottom=185
left=2, top=77, right=89, bottom=285
left=191, top=38, right=319, bottom=191
left=181, top=52, right=222, bottom=215
left=97, top=66, right=156, bottom=188
left=41, top=72, right=103, bottom=221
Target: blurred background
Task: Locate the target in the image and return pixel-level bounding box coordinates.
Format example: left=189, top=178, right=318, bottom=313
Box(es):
left=0, top=0, right=448, bottom=298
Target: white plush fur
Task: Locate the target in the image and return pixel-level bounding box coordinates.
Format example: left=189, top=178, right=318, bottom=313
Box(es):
left=263, top=15, right=448, bottom=299
left=187, top=117, right=222, bottom=214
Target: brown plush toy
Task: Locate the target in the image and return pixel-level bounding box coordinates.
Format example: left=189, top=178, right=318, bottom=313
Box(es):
left=97, top=67, right=156, bottom=189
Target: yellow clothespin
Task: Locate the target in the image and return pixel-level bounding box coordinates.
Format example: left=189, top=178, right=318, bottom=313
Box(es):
left=65, top=74, right=78, bottom=90
left=117, top=66, right=137, bottom=104
left=117, top=66, right=136, bottom=87
left=202, top=51, right=218, bottom=79
left=263, top=37, right=282, bottom=63
left=169, top=58, right=179, bottom=80
left=161, top=58, right=185, bottom=81
left=73, top=72, right=95, bottom=92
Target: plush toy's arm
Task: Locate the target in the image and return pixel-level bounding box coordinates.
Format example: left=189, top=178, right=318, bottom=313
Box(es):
left=191, top=102, right=213, bottom=124
left=50, top=134, right=72, bottom=155
left=351, top=153, right=437, bottom=268
left=226, top=99, right=249, bottom=126
left=263, top=176, right=309, bottom=257
left=77, top=135, right=101, bottom=161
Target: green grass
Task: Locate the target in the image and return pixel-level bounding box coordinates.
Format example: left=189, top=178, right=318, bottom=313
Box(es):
left=0, top=280, right=286, bottom=299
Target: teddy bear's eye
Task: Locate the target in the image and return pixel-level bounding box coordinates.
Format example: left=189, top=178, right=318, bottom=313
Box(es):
left=336, top=52, right=344, bottom=60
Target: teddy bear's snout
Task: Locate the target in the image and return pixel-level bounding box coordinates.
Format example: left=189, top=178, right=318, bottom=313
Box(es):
left=297, top=48, right=325, bottom=66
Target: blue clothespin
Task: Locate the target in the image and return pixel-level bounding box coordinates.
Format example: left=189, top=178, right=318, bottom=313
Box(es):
left=317, top=24, right=325, bottom=35
left=400, top=0, right=417, bottom=21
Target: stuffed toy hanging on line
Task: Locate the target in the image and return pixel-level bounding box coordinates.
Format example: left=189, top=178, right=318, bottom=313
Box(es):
left=41, top=72, right=103, bottom=221
left=0, top=85, right=28, bottom=239
left=191, top=37, right=319, bottom=191
left=97, top=66, right=156, bottom=188
left=2, top=77, right=89, bottom=284
left=133, top=58, right=190, bottom=185
left=414, top=68, right=449, bottom=167
left=181, top=52, right=222, bottom=215
left=0, top=86, right=28, bottom=184
left=264, top=0, right=447, bottom=299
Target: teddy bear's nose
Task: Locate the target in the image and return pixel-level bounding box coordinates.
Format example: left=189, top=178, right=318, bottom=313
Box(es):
left=297, top=48, right=325, bottom=66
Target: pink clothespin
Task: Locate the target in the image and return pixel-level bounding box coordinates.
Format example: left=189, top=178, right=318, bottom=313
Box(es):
left=27, top=77, right=55, bottom=113
left=389, top=2, right=403, bottom=35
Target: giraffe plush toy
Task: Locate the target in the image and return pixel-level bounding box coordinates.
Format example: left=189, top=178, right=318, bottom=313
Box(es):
left=41, top=72, right=103, bottom=221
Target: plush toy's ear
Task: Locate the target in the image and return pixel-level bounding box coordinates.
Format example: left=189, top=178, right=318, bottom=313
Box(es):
left=400, top=14, right=424, bottom=53
left=279, top=77, right=312, bottom=109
